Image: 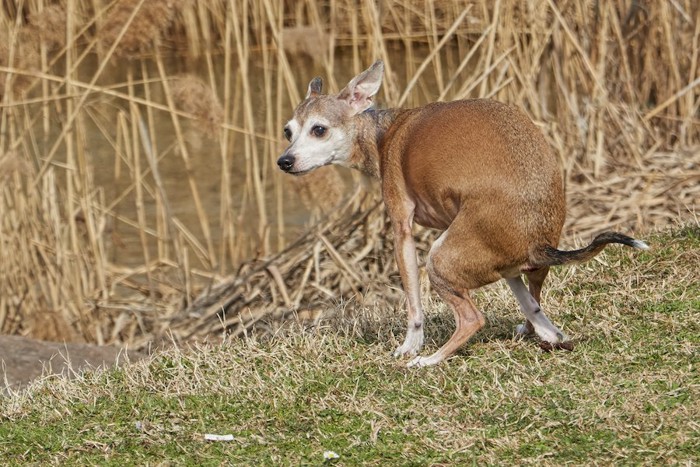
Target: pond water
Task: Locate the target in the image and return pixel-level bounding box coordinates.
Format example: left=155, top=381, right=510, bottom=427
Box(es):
left=72, top=54, right=348, bottom=269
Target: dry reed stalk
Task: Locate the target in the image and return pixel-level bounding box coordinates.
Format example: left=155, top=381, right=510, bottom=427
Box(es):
left=217, top=2, right=239, bottom=270
left=27, top=4, right=69, bottom=51
left=290, top=166, right=347, bottom=221
left=138, top=61, right=169, bottom=263
left=126, top=72, right=154, bottom=297
left=98, top=0, right=177, bottom=58
left=230, top=1, right=270, bottom=256
left=268, top=0, right=290, bottom=254
left=254, top=2, right=286, bottom=257
left=169, top=75, right=224, bottom=137
left=154, top=53, right=216, bottom=267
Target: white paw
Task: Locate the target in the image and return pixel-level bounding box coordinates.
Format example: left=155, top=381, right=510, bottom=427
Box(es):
left=515, top=322, right=534, bottom=337
left=407, top=354, right=442, bottom=368
left=393, top=330, right=424, bottom=358
left=536, top=327, right=569, bottom=344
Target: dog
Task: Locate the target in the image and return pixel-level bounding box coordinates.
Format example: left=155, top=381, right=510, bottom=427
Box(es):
left=277, top=60, right=648, bottom=367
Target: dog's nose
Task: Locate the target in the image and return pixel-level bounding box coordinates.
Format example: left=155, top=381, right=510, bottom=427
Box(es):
left=277, top=154, right=295, bottom=172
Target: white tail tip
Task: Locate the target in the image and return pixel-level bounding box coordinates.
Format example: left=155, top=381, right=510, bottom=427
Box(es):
left=632, top=240, right=650, bottom=250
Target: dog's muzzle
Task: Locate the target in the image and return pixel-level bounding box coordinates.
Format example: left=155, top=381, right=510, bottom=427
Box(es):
left=277, top=154, right=295, bottom=172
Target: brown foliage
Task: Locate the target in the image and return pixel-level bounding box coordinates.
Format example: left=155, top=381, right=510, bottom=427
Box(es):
left=170, top=75, right=224, bottom=136
left=99, top=0, right=178, bottom=57
left=0, top=32, right=40, bottom=98
left=28, top=4, right=68, bottom=50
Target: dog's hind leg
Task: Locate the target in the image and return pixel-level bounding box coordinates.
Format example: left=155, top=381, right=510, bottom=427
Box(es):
left=407, top=286, right=485, bottom=368
left=514, top=267, right=550, bottom=337
left=506, top=275, right=568, bottom=345
left=407, top=229, right=491, bottom=367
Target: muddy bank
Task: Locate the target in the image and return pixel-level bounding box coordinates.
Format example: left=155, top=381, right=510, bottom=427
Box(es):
left=1, top=335, right=143, bottom=393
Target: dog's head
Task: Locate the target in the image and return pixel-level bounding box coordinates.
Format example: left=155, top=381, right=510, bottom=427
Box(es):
left=277, top=61, right=384, bottom=175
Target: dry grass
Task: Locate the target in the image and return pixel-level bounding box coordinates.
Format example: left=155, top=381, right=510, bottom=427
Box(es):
left=0, top=1, right=698, bottom=349
left=27, top=4, right=69, bottom=50
left=98, top=0, right=178, bottom=57
left=1, top=225, right=698, bottom=463
left=170, top=74, right=224, bottom=136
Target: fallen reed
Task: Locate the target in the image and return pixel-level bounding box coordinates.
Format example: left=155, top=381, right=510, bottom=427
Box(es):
left=0, top=0, right=698, bottom=347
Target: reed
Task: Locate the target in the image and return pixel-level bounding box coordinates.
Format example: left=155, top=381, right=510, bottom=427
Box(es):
left=170, top=75, right=224, bottom=137
left=0, top=0, right=698, bottom=347
left=98, top=0, right=176, bottom=58
left=27, top=4, right=68, bottom=51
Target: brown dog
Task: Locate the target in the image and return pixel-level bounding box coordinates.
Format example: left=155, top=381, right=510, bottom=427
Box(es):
left=277, top=61, right=648, bottom=367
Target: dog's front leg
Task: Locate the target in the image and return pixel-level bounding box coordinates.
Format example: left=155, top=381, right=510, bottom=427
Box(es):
left=391, top=212, right=425, bottom=357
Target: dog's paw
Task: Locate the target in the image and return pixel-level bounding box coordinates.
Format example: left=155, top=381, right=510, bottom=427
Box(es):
left=535, top=327, right=569, bottom=345
left=393, top=346, right=417, bottom=358
left=515, top=322, right=535, bottom=338
left=393, top=331, right=424, bottom=358
left=407, top=354, right=442, bottom=368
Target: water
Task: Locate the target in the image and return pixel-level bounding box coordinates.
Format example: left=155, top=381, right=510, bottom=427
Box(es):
left=68, top=54, right=319, bottom=269
left=30, top=45, right=457, bottom=271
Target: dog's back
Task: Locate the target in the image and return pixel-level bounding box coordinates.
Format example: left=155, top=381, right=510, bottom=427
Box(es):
left=380, top=99, right=566, bottom=269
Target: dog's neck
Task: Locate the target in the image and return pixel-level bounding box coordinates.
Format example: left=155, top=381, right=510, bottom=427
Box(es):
left=345, top=108, right=408, bottom=179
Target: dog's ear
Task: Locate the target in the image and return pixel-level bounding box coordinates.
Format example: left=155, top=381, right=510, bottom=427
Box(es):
left=337, top=60, right=384, bottom=114
left=306, top=77, right=323, bottom=98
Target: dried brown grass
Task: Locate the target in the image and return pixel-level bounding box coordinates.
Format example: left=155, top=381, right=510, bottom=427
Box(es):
left=170, top=74, right=224, bottom=136
left=0, top=151, right=31, bottom=179
left=0, top=164, right=107, bottom=342
left=0, top=0, right=698, bottom=349
left=27, top=4, right=69, bottom=50
left=0, top=32, right=40, bottom=98
left=564, top=149, right=700, bottom=240
left=98, top=0, right=178, bottom=58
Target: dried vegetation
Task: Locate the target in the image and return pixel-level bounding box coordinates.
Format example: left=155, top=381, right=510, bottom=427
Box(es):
left=0, top=1, right=698, bottom=348
left=2, top=226, right=699, bottom=463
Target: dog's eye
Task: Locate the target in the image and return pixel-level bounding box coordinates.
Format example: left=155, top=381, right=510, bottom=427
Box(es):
left=311, top=125, right=327, bottom=137
left=283, top=127, right=292, bottom=141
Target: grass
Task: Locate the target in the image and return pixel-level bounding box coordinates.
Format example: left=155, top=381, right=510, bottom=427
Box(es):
left=2, top=225, right=698, bottom=464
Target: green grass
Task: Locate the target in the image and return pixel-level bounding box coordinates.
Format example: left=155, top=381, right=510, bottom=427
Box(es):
left=1, top=225, right=699, bottom=465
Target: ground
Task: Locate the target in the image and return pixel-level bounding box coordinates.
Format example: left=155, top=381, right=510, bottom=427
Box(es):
left=0, top=225, right=697, bottom=464
left=0, top=335, right=141, bottom=394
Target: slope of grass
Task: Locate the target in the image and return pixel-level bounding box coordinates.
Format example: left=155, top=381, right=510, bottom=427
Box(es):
left=1, top=225, right=698, bottom=465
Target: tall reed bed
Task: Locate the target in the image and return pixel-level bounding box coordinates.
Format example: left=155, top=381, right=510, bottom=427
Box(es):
left=0, top=0, right=698, bottom=346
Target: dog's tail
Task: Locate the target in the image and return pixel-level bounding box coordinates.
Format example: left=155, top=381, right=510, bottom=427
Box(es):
left=530, top=232, right=649, bottom=268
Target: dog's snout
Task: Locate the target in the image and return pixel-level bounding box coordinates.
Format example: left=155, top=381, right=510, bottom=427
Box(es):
left=277, top=154, right=295, bottom=172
